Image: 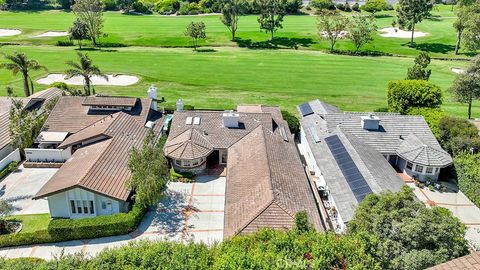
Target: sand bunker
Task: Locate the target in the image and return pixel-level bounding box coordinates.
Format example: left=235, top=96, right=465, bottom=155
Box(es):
left=379, top=27, right=428, bottom=38
left=37, top=74, right=139, bottom=86
left=34, top=31, right=68, bottom=38
left=451, top=68, right=465, bottom=74
left=0, top=29, right=21, bottom=37
left=321, top=31, right=348, bottom=38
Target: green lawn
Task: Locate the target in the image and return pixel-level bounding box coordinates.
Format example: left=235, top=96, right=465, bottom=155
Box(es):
left=0, top=5, right=473, bottom=57
left=0, top=45, right=476, bottom=118
left=6, top=214, right=50, bottom=234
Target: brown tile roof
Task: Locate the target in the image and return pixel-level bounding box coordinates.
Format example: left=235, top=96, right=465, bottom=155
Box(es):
left=224, top=126, right=324, bottom=237
left=163, top=129, right=213, bottom=160
left=165, top=110, right=274, bottom=160
left=82, top=96, right=138, bottom=107
left=0, top=88, right=63, bottom=151
left=43, top=96, right=152, bottom=133
left=35, top=112, right=159, bottom=201
left=428, top=252, right=480, bottom=270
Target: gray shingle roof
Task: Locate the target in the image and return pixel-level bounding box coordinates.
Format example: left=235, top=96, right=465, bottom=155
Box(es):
left=164, top=129, right=213, bottom=160
left=397, top=133, right=452, bottom=167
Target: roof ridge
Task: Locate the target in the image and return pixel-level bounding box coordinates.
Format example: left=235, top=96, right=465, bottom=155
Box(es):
left=234, top=200, right=275, bottom=236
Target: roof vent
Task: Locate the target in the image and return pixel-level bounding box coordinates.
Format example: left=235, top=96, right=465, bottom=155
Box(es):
left=223, top=111, right=239, bottom=128
left=145, top=121, right=155, bottom=129
left=361, top=114, right=380, bottom=131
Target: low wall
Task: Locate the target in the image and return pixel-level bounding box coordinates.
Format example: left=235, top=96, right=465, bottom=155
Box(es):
left=0, top=149, right=21, bottom=171
left=25, top=147, right=71, bottom=163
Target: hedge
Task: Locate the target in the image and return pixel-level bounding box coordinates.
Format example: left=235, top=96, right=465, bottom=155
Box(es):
left=0, top=204, right=146, bottom=248
left=387, top=80, right=443, bottom=114
left=454, top=153, right=480, bottom=208
left=0, top=161, right=18, bottom=180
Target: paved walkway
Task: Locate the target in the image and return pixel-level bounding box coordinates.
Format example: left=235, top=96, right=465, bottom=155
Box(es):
left=408, top=182, right=480, bottom=250
left=0, top=175, right=226, bottom=260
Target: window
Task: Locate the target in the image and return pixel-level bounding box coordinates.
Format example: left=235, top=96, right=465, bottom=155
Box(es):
left=83, top=201, right=89, bottom=213
left=183, top=160, right=191, bottom=167
left=77, top=200, right=83, bottom=213
left=415, top=165, right=424, bottom=173
left=426, top=167, right=433, bottom=174
left=175, top=160, right=182, bottom=166
left=70, top=200, right=76, bottom=214
left=406, top=162, right=413, bottom=170
left=220, top=150, right=227, bottom=164
left=90, top=201, right=95, bottom=214
left=192, top=159, right=199, bottom=166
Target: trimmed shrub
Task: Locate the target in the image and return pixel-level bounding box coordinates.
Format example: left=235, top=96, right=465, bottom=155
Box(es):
left=56, top=40, right=74, bottom=46
left=170, top=167, right=194, bottom=183
left=438, top=116, right=480, bottom=155
left=0, top=161, right=18, bottom=180
left=133, top=1, right=151, bottom=13
left=285, top=0, right=303, bottom=13
left=102, top=0, right=118, bottom=10
left=454, top=153, right=480, bottom=208
left=387, top=80, right=442, bottom=114
left=407, top=107, right=445, bottom=141
left=336, top=3, right=345, bottom=11
left=352, top=2, right=360, bottom=11
left=0, top=204, right=146, bottom=248
left=178, top=2, right=201, bottom=15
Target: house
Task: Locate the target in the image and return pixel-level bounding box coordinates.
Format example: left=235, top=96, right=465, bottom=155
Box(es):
left=0, top=87, right=63, bottom=170
left=33, top=87, right=164, bottom=218
left=427, top=251, right=480, bottom=270
left=164, top=104, right=326, bottom=236
left=298, top=99, right=452, bottom=232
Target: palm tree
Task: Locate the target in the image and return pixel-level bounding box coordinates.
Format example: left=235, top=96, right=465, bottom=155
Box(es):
left=0, top=52, right=47, bottom=97
left=65, top=52, right=107, bottom=96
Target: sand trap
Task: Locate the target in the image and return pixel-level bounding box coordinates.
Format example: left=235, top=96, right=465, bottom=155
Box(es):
left=451, top=68, right=465, bottom=74
left=37, top=74, right=139, bottom=86
left=321, top=30, right=348, bottom=38
left=0, top=29, right=21, bottom=37
left=34, top=31, right=68, bottom=38
left=379, top=27, right=428, bottom=38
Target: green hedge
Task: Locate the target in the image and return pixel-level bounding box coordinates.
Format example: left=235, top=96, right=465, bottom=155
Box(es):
left=454, top=153, right=480, bottom=208
left=387, top=80, right=442, bottom=114
left=0, top=161, right=18, bottom=180
left=0, top=205, right=146, bottom=248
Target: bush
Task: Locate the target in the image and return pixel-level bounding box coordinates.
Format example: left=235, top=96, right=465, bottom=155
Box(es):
left=285, top=0, right=302, bottom=13
left=198, top=0, right=221, bottom=13
left=438, top=116, right=480, bottom=155
left=0, top=204, right=146, bottom=248
left=102, top=0, right=118, bottom=10
left=336, top=3, right=344, bottom=11
left=133, top=0, right=151, bottom=13
left=178, top=2, right=201, bottom=15
left=154, top=0, right=180, bottom=14
left=170, top=167, right=194, bottom=183
left=454, top=153, right=480, bottom=208
left=352, top=2, right=359, bottom=11
left=387, top=80, right=443, bottom=114
left=344, top=2, right=351, bottom=12
left=361, top=0, right=388, bottom=13
left=309, top=0, right=335, bottom=10
left=281, top=110, right=300, bottom=134
left=0, top=161, right=18, bottom=180
left=407, top=107, right=445, bottom=141
left=56, top=40, right=74, bottom=46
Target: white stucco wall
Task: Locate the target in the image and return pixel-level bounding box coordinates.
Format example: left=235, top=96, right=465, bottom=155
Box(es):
left=0, top=148, right=20, bottom=171
left=0, top=144, right=14, bottom=161
left=25, top=147, right=71, bottom=163
left=47, top=187, right=126, bottom=219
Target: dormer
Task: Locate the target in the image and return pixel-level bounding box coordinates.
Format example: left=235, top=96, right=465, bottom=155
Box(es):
left=82, top=96, right=137, bottom=111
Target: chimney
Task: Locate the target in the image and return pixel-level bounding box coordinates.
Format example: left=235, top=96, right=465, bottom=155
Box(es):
left=223, top=110, right=239, bottom=128
left=361, top=114, right=380, bottom=130
left=176, top=99, right=184, bottom=112
left=147, top=85, right=157, bottom=111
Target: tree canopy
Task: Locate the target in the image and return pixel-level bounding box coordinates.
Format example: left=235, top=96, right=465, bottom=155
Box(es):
left=396, top=0, right=434, bottom=47
left=127, top=132, right=169, bottom=207
left=449, top=55, right=480, bottom=119
left=254, top=0, right=287, bottom=40
left=361, top=0, right=388, bottom=14
left=220, top=0, right=247, bottom=41
left=184, top=21, right=206, bottom=50
left=387, top=79, right=443, bottom=113
left=348, top=187, right=469, bottom=270
left=72, top=0, right=105, bottom=46
left=316, top=10, right=348, bottom=51
left=65, top=52, right=107, bottom=96
left=69, top=18, right=90, bottom=49
left=0, top=52, right=47, bottom=97
left=347, top=14, right=377, bottom=53
left=406, top=52, right=432, bottom=80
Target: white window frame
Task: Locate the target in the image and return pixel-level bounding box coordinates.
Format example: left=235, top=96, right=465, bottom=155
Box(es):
left=415, top=165, right=424, bottom=173
left=406, top=162, right=413, bottom=170
left=426, top=167, right=433, bottom=174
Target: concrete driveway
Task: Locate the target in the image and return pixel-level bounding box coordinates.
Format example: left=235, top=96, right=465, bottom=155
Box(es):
left=0, top=174, right=226, bottom=260
left=0, top=165, right=58, bottom=215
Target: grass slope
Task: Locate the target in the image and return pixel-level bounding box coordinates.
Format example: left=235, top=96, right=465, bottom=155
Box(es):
left=7, top=214, right=50, bottom=234
left=0, top=5, right=473, bottom=57
left=0, top=45, right=475, bottom=117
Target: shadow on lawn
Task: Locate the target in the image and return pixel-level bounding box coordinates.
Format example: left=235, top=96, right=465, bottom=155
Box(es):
left=401, top=42, right=455, bottom=54
left=235, top=37, right=315, bottom=50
